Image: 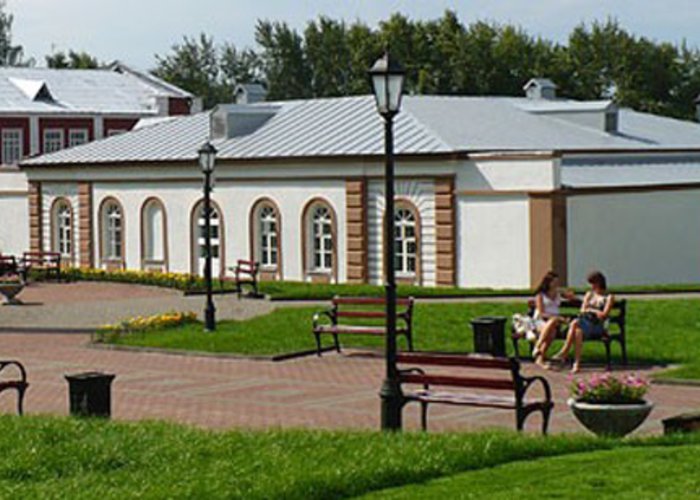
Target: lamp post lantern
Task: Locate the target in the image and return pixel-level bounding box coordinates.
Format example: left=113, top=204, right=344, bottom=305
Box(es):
left=369, top=51, right=406, bottom=431
left=198, top=141, right=217, bottom=332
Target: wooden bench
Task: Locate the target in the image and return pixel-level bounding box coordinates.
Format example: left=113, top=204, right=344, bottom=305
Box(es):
left=398, top=352, right=553, bottom=433
left=228, top=259, right=260, bottom=297
left=21, top=251, right=61, bottom=281
left=0, top=360, right=29, bottom=415
left=312, top=296, right=414, bottom=356
left=511, top=298, right=627, bottom=369
left=0, top=254, right=21, bottom=279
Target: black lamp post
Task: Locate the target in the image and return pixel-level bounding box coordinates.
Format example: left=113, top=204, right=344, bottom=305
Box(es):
left=369, top=51, right=406, bottom=431
left=198, top=141, right=217, bottom=332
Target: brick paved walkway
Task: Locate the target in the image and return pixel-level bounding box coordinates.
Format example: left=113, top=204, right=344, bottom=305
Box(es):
left=1, top=282, right=698, bottom=435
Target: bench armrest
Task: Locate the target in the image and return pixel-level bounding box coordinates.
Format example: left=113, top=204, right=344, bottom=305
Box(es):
left=0, top=360, right=27, bottom=383
left=312, top=310, right=336, bottom=330
left=398, top=367, right=428, bottom=390
left=521, top=375, right=552, bottom=403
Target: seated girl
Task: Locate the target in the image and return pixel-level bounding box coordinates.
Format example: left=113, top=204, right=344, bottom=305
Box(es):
left=532, top=271, right=573, bottom=368
left=552, top=270, right=614, bottom=373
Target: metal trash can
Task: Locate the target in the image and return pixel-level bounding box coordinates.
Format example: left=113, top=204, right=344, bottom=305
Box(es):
left=65, top=371, right=116, bottom=418
left=471, top=316, right=507, bottom=357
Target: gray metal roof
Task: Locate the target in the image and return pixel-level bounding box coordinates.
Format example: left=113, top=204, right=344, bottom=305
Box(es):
left=0, top=66, right=192, bottom=115
left=22, top=94, right=700, bottom=167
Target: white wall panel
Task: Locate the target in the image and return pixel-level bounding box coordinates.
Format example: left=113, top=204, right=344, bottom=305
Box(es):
left=457, top=195, right=530, bottom=288
left=0, top=171, right=28, bottom=255
left=567, top=190, right=700, bottom=286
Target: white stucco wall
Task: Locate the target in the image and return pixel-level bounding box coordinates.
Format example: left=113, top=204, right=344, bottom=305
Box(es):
left=567, top=190, right=700, bottom=286
left=457, top=195, right=530, bottom=288
left=456, top=157, right=559, bottom=192
left=91, top=177, right=347, bottom=281
left=0, top=170, right=29, bottom=255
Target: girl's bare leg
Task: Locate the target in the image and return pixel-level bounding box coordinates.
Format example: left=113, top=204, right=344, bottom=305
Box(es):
left=553, top=320, right=577, bottom=361
left=572, top=329, right=584, bottom=373
left=535, top=319, right=559, bottom=367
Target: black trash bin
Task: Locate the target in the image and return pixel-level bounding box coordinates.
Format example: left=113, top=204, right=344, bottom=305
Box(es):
left=471, top=316, right=507, bottom=357
left=65, top=371, right=116, bottom=418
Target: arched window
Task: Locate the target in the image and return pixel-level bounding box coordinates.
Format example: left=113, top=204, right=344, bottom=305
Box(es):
left=302, top=199, right=337, bottom=281
left=141, top=198, right=167, bottom=271
left=51, top=198, right=73, bottom=262
left=191, top=200, right=224, bottom=277
left=100, top=198, right=124, bottom=263
left=394, top=207, right=418, bottom=276
left=250, top=199, right=281, bottom=276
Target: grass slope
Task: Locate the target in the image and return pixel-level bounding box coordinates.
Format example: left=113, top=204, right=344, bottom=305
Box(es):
left=360, top=445, right=700, bottom=499
left=1, top=416, right=698, bottom=499
left=107, top=299, right=700, bottom=379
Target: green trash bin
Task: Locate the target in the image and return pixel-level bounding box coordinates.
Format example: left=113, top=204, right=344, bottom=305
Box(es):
left=471, top=316, right=507, bottom=357
left=65, top=371, right=116, bottom=418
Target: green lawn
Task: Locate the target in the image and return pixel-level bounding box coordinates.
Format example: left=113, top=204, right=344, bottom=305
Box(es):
left=103, top=299, right=700, bottom=380
left=359, top=445, right=700, bottom=499
left=0, top=416, right=698, bottom=499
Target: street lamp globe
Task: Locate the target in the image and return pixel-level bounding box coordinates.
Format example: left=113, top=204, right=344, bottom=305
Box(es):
left=198, top=141, right=217, bottom=173
left=369, top=52, right=406, bottom=117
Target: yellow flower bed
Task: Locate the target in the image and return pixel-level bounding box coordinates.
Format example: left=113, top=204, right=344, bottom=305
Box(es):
left=95, top=311, right=197, bottom=342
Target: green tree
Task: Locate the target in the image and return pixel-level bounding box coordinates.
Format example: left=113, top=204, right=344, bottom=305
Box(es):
left=255, top=20, right=311, bottom=100
left=153, top=33, right=226, bottom=109
left=304, top=17, right=351, bottom=97
left=0, top=0, right=30, bottom=66
left=46, top=50, right=100, bottom=69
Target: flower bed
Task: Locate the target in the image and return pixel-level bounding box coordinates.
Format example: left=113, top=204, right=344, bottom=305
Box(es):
left=59, top=268, right=206, bottom=291
left=95, top=311, right=198, bottom=342
left=570, top=372, right=650, bottom=405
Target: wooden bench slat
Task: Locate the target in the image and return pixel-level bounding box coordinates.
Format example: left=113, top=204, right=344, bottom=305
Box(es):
left=400, top=373, right=515, bottom=391
left=315, top=325, right=409, bottom=336
left=397, top=353, right=513, bottom=370
left=332, top=297, right=413, bottom=307
left=404, top=390, right=518, bottom=409
left=335, top=311, right=390, bottom=319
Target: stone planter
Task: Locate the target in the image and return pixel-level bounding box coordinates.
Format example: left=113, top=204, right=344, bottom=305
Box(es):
left=0, top=281, right=25, bottom=305
left=568, top=398, right=654, bottom=437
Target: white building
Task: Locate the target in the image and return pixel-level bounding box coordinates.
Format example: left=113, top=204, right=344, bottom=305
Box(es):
left=17, top=80, right=700, bottom=288
left=0, top=63, right=198, bottom=255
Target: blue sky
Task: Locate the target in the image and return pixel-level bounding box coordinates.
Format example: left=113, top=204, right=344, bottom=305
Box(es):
left=9, top=0, right=700, bottom=70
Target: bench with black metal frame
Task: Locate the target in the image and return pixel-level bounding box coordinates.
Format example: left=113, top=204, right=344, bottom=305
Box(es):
left=0, top=360, right=28, bottom=415
left=397, top=352, right=553, bottom=434
left=312, top=296, right=415, bottom=356
left=0, top=254, right=21, bottom=279
left=21, top=251, right=61, bottom=281
left=226, top=259, right=260, bottom=298
left=511, top=298, right=627, bottom=370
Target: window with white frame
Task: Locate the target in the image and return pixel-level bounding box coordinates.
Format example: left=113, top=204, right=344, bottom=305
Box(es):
left=310, top=205, right=333, bottom=272
left=52, top=199, right=72, bottom=260
left=68, top=129, right=88, bottom=148
left=1, top=128, right=23, bottom=165
left=394, top=207, right=418, bottom=275
left=257, top=205, right=278, bottom=267
left=43, top=129, right=64, bottom=153
left=102, top=200, right=123, bottom=260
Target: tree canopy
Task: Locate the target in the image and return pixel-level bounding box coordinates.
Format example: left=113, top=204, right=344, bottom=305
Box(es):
left=0, top=0, right=31, bottom=66
left=152, top=14, right=700, bottom=120
left=46, top=50, right=101, bottom=69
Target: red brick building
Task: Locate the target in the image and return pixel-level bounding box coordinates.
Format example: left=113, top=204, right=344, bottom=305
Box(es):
left=0, top=62, right=199, bottom=166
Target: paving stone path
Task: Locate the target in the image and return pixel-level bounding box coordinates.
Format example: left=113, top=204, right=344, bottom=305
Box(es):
left=0, top=282, right=698, bottom=435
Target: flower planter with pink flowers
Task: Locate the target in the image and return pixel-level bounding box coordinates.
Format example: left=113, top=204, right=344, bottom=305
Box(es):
left=568, top=373, right=653, bottom=437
